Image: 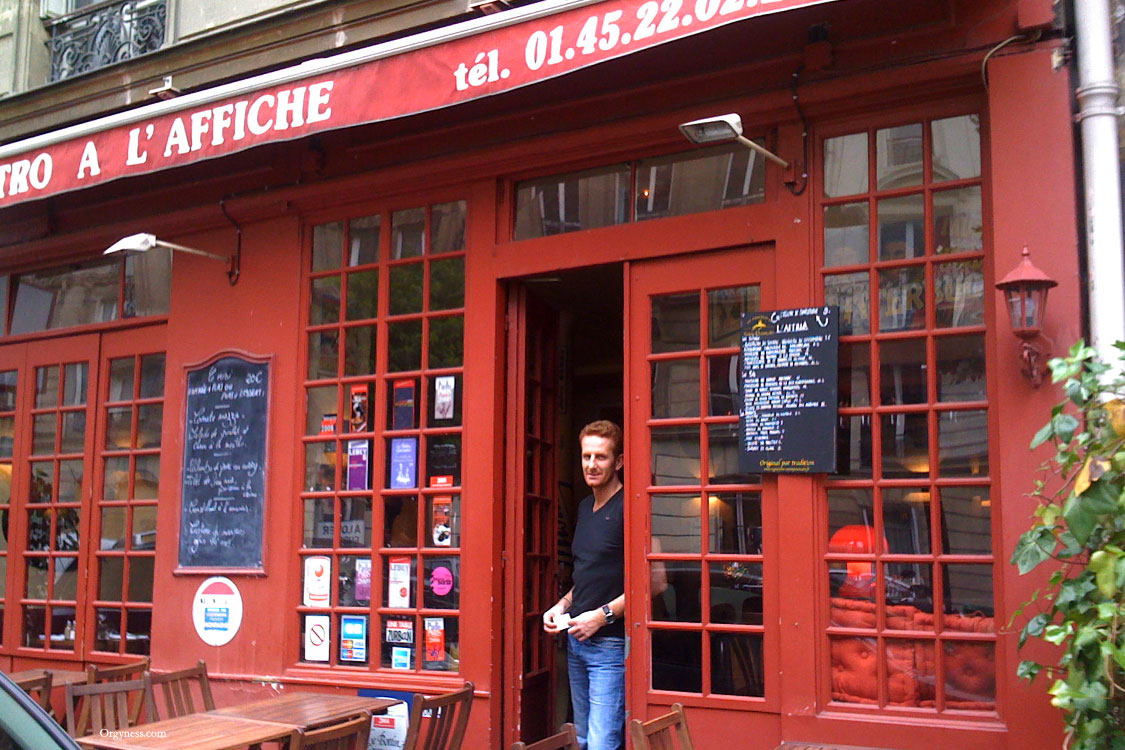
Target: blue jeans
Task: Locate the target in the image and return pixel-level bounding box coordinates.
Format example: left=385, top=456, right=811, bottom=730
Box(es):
left=567, top=633, right=625, bottom=750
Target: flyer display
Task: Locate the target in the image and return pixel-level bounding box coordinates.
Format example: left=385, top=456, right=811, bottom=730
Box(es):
left=739, top=306, right=839, bottom=473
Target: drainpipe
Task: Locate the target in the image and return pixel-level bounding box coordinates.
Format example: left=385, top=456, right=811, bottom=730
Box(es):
left=1074, top=0, right=1125, bottom=372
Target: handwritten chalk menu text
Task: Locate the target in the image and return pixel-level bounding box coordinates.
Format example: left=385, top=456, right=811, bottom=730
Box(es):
left=179, top=355, right=269, bottom=569
left=739, top=307, right=839, bottom=473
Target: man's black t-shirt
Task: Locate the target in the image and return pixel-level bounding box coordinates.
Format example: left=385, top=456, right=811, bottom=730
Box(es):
left=570, top=487, right=625, bottom=638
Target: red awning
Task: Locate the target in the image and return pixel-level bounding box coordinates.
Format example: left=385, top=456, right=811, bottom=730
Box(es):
left=0, top=0, right=840, bottom=209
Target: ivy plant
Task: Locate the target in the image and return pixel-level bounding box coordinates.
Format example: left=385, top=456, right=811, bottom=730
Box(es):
left=1012, top=341, right=1125, bottom=750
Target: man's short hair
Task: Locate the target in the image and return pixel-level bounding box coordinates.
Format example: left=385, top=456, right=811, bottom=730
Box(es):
left=579, top=420, right=623, bottom=457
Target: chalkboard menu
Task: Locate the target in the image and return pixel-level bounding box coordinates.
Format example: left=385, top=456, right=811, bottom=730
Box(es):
left=179, top=354, right=270, bottom=569
left=739, top=307, right=838, bottom=473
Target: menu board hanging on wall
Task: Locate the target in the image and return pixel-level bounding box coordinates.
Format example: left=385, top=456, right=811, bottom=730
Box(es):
left=178, top=353, right=270, bottom=570
left=739, top=307, right=839, bottom=473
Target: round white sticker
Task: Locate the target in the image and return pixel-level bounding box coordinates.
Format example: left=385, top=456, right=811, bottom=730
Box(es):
left=192, top=576, right=244, bottom=647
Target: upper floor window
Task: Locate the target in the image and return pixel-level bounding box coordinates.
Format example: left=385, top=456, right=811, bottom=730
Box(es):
left=513, top=142, right=767, bottom=240
left=0, top=250, right=170, bottom=337
left=43, top=0, right=168, bottom=82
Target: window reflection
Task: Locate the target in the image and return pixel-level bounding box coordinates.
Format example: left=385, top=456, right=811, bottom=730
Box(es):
left=636, top=144, right=764, bottom=221
left=938, top=410, right=988, bottom=477
left=650, top=425, right=700, bottom=486
left=514, top=165, right=630, bottom=240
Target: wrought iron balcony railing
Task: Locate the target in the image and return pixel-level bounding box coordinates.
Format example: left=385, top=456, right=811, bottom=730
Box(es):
left=46, top=0, right=166, bottom=82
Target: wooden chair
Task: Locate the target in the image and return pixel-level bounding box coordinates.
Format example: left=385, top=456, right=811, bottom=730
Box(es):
left=511, top=723, right=579, bottom=750
left=12, top=671, right=53, bottom=714
left=402, top=681, right=474, bottom=750
left=144, top=659, right=215, bottom=720
left=289, top=711, right=372, bottom=750
left=629, top=703, right=695, bottom=750
left=87, top=657, right=150, bottom=683
left=65, top=675, right=152, bottom=738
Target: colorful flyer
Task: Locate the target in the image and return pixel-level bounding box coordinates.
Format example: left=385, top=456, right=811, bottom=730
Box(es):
left=339, top=614, right=368, bottom=663
left=319, top=413, right=337, bottom=435
left=391, top=646, right=412, bottom=670
left=389, top=437, right=417, bottom=489
left=388, top=555, right=412, bottom=608
left=434, top=376, right=455, bottom=420
left=354, top=558, right=372, bottom=602
left=384, top=618, right=414, bottom=644
left=349, top=384, right=369, bottom=432
left=302, top=555, right=331, bottom=607
left=304, top=614, right=330, bottom=662
left=424, top=617, right=446, bottom=664
left=346, top=439, right=370, bottom=491
left=432, top=496, right=452, bottom=546
left=392, top=378, right=416, bottom=430
left=426, top=440, right=459, bottom=486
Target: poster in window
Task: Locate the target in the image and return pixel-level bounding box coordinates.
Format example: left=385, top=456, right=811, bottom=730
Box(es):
left=392, top=379, right=416, bottom=430
left=302, top=555, right=331, bottom=607
left=389, top=437, right=417, bottom=489
left=346, top=439, right=370, bottom=491
left=388, top=556, right=412, bottom=608
left=340, top=614, right=368, bottom=663
left=303, top=614, right=330, bottom=662
left=349, top=384, right=369, bottom=432
left=431, top=496, right=453, bottom=547
left=425, top=436, right=460, bottom=487
left=423, top=617, right=446, bottom=668
left=355, top=558, right=372, bottom=602
left=433, top=376, right=455, bottom=421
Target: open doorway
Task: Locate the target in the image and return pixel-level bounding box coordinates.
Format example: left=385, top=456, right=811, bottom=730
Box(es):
left=502, top=263, right=624, bottom=747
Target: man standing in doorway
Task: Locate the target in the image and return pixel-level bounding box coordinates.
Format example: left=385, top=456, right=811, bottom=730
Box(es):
left=543, top=420, right=626, bottom=750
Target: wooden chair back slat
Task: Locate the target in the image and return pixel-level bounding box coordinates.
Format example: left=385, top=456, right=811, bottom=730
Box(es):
left=13, top=672, right=53, bottom=714
left=87, top=657, right=150, bottom=683
left=628, top=703, right=695, bottom=750
left=289, top=711, right=372, bottom=750
left=144, top=660, right=215, bottom=721
left=402, top=681, right=474, bottom=750
left=511, top=723, right=579, bottom=750
left=65, top=675, right=152, bottom=738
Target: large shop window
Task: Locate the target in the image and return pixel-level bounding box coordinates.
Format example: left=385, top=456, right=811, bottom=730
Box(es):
left=300, top=200, right=466, bottom=672
left=0, top=333, right=166, bottom=660
left=820, top=115, right=995, bottom=713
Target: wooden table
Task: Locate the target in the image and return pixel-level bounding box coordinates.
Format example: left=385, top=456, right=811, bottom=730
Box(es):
left=7, top=667, right=89, bottom=685
left=75, top=691, right=401, bottom=750
left=212, top=692, right=400, bottom=728
left=75, top=713, right=295, bottom=750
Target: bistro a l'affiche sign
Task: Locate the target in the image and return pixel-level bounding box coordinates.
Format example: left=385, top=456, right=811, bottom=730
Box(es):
left=0, top=0, right=841, bottom=208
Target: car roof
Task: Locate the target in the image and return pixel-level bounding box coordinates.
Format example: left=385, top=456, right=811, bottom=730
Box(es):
left=0, top=670, right=83, bottom=750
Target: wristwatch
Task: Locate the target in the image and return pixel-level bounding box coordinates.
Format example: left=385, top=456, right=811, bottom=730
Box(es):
left=601, top=604, right=616, bottom=624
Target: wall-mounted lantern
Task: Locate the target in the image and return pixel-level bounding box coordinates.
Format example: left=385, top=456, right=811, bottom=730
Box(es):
left=995, top=246, right=1058, bottom=387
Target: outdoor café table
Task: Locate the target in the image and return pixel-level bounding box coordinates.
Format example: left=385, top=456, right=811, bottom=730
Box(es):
left=74, top=713, right=296, bottom=750
left=7, top=667, right=89, bottom=685
left=211, top=691, right=401, bottom=728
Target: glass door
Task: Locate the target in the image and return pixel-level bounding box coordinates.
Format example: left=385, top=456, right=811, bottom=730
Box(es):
left=626, top=245, right=780, bottom=738
left=503, top=284, right=561, bottom=746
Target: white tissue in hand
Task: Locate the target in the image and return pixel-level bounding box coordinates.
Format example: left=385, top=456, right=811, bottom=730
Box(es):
left=555, top=613, right=571, bottom=628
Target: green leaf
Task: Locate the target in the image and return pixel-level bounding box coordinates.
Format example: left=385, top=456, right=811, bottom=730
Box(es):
left=1066, top=498, right=1099, bottom=546
left=1081, top=479, right=1119, bottom=514
left=1055, top=576, right=1097, bottom=609
left=1045, top=623, right=1072, bottom=645
left=1055, top=413, right=1081, bottom=444
left=1090, top=550, right=1118, bottom=597
left=1031, top=420, right=1055, bottom=449
left=1020, top=612, right=1052, bottom=647
left=1012, top=526, right=1056, bottom=573
left=1017, top=659, right=1042, bottom=681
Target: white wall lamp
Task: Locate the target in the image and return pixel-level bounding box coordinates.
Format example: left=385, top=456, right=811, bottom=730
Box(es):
left=679, top=113, right=805, bottom=194
left=104, top=232, right=241, bottom=285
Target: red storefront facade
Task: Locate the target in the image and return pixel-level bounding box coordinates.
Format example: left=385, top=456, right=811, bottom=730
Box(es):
left=0, top=0, right=1086, bottom=747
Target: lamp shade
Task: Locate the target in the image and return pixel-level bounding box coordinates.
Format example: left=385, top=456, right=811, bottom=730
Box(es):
left=995, top=246, right=1057, bottom=338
